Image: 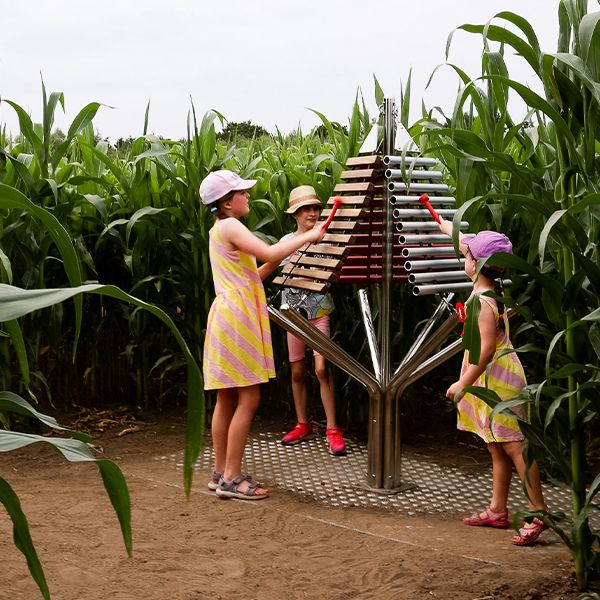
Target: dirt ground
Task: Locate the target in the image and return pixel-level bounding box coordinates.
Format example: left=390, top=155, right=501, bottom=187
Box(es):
left=1, top=408, right=580, bottom=600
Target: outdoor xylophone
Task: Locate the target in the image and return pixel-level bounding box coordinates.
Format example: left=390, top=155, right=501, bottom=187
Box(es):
left=271, top=149, right=511, bottom=298
left=268, top=97, right=500, bottom=490
left=272, top=155, right=481, bottom=296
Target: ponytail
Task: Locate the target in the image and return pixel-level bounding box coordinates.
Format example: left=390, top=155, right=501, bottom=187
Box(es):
left=493, top=275, right=506, bottom=330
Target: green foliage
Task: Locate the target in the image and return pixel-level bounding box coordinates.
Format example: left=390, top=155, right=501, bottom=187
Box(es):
left=217, top=120, right=270, bottom=142
left=420, top=3, right=600, bottom=591
left=0, top=82, right=376, bottom=420
left=0, top=84, right=384, bottom=595
left=3, top=4, right=599, bottom=593
left=0, top=392, right=132, bottom=599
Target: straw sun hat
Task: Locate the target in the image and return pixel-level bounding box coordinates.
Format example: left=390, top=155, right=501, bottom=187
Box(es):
left=285, top=185, right=323, bottom=214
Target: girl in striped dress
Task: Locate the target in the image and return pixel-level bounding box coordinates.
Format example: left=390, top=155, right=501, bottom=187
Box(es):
left=199, top=170, right=325, bottom=500
left=438, top=219, right=548, bottom=546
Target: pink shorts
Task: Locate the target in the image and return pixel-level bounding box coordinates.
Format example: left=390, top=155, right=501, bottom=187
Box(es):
left=287, top=315, right=330, bottom=363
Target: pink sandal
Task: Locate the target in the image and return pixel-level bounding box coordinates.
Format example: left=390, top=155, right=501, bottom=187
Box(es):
left=464, top=505, right=509, bottom=528
left=511, top=517, right=548, bottom=546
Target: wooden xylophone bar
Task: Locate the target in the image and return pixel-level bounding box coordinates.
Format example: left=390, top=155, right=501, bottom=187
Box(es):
left=272, top=154, right=406, bottom=291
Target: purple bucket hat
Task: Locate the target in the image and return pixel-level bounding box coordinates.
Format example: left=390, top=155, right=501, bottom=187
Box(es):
left=465, top=231, right=512, bottom=269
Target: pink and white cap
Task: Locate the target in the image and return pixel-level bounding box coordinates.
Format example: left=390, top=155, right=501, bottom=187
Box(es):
left=199, top=170, right=257, bottom=206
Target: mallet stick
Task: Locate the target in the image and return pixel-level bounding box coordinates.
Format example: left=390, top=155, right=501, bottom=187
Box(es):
left=321, top=196, right=344, bottom=231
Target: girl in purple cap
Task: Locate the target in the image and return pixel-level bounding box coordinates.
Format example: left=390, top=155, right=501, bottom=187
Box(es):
left=438, top=219, right=548, bottom=546
left=199, top=170, right=325, bottom=500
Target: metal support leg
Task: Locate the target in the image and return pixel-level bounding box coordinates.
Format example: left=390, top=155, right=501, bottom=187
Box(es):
left=367, top=388, right=383, bottom=488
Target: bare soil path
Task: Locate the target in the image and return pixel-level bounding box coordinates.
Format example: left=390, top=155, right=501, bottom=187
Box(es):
left=1, top=410, right=578, bottom=600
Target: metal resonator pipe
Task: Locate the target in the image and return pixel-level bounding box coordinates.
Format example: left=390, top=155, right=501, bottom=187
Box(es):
left=401, top=246, right=458, bottom=258
left=396, top=221, right=469, bottom=232
left=390, top=195, right=455, bottom=205
left=412, top=278, right=512, bottom=296
left=385, top=168, right=444, bottom=181
left=399, top=233, right=457, bottom=244
left=412, top=281, right=475, bottom=296
left=383, top=155, right=437, bottom=167
left=404, top=258, right=465, bottom=271
left=392, top=208, right=457, bottom=218
left=408, top=270, right=469, bottom=284
left=388, top=182, right=449, bottom=193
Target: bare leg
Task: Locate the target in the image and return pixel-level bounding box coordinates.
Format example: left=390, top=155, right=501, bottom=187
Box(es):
left=211, top=388, right=237, bottom=474
left=223, top=384, right=267, bottom=496
left=503, top=440, right=546, bottom=510
left=487, top=441, right=513, bottom=513
left=290, top=360, right=309, bottom=423
left=464, top=441, right=511, bottom=525
left=502, top=440, right=548, bottom=544
left=314, top=355, right=336, bottom=429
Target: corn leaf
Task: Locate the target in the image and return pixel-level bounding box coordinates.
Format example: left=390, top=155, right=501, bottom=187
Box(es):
left=463, top=293, right=481, bottom=365
left=0, top=183, right=83, bottom=360
left=0, top=431, right=132, bottom=556
left=0, top=476, right=50, bottom=600
left=0, top=283, right=203, bottom=496
left=0, top=391, right=90, bottom=442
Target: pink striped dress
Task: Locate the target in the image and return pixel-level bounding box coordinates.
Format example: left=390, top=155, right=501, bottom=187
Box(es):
left=203, top=220, right=275, bottom=390
left=457, top=295, right=525, bottom=443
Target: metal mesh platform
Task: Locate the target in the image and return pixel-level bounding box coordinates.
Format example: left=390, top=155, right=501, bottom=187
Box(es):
left=159, top=429, right=574, bottom=517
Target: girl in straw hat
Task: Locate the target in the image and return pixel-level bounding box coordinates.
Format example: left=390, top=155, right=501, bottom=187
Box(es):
left=276, top=185, right=346, bottom=456
left=199, top=171, right=325, bottom=500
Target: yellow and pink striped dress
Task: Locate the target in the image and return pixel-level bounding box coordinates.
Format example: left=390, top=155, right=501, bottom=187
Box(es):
left=203, top=221, right=275, bottom=390
left=457, top=295, right=526, bottom=443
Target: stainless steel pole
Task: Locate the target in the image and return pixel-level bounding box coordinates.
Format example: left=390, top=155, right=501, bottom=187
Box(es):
left=381, top=97, right=396, bottom=488
left=381, top=97, right=395, bottom=387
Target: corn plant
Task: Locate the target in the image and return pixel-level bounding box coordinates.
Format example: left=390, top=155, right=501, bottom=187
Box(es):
left=419, top=1, right=600, bottom=590
left=0, top=392, right=131, bottom=600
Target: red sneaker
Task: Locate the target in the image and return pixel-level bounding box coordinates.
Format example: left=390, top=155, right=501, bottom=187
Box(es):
left=326, top=427, right=347, bottom=456
left=281, top=422, right=313, bottom=445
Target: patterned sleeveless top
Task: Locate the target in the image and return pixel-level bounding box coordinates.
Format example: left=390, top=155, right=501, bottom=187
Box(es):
left=203, top=220, right=275, bottom=390
left=457, top=295, right=526, bottom=443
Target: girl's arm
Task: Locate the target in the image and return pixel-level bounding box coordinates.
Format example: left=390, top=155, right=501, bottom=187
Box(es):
left=438, top=217, right=469, bottom=257
left=257, top=233, right=294, bottom=280
left=257, top=261, right=279, bottom=281
left=446, top=300, right=497, bottom=399
left=220, top=218, right=325, bottom=264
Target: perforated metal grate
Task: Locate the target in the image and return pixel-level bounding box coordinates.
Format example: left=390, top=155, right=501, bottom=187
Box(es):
left=158, top=428, right=574, bottom=517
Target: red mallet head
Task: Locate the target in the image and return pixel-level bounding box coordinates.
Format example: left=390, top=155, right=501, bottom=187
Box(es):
left=455, top=301, right=466, bottom=336
left=455, top=301, right=466, bottom=323
left=418, top=193, right=441, bottom=224
left=321, top=197, right=343, bottom=231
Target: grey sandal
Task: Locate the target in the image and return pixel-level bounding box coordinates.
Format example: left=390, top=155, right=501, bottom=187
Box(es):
left=215, top=474, right=269, bottom=500
left=207, top=471, right=222, bottom=491
left=208, top=472, right=258, bottom=491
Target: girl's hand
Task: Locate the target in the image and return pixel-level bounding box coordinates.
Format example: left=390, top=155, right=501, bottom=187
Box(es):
left=446, top=381, right=464, bottom=401
left=438, top=217, right=452, bottom=237
left=306, top=225, right=326, bottom=244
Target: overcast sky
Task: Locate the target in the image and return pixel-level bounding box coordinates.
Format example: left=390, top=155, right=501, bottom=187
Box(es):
left=1, top=1, right=560, bottom=142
